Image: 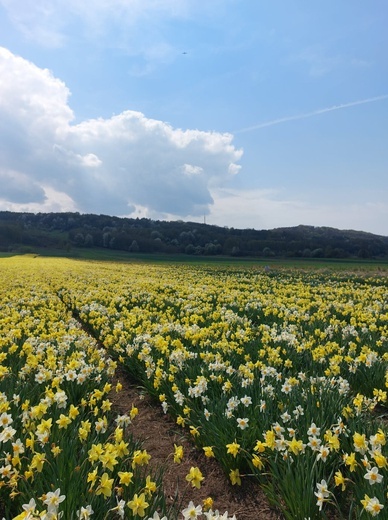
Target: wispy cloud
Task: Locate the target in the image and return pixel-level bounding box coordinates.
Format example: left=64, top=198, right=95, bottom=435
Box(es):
left=0, top=0, right=191, bottom=48
left=292, top=46, right=342, bottom=78
left=235, top=95, right=388, bottom=134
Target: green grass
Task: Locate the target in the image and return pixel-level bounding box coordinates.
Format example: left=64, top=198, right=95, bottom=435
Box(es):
left=4, top=245, right=388, bottom=271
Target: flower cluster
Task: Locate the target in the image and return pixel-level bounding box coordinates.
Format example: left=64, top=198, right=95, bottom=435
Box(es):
left=0, top=258, right=166, bottom=518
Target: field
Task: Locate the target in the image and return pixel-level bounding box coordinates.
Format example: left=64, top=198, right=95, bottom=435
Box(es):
left=1, top=255, right=388, bottom=519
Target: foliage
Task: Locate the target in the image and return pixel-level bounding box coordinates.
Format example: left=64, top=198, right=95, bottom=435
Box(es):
left=1, top=210, right=388, bottom=259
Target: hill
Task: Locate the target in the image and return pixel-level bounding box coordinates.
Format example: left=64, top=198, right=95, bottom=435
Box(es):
left=0, top=211, right=387, bottom=259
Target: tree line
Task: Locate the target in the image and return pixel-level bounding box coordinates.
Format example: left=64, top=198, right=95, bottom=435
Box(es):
left=0, top=211, right=387, bottom=259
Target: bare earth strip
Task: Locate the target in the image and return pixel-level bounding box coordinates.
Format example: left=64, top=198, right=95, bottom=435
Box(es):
left=109, top=368, right=282, bottom=520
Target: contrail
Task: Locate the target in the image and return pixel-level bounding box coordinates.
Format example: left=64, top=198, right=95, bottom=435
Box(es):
left=235, top=94, right=388, bottom=134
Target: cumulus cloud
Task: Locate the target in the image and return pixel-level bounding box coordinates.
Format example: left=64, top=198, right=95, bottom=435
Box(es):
left=1, top=186, right=78, bottom=214
left=0, top=169, right=46, bottom=204
left=0, top=47, right=242, bottom=217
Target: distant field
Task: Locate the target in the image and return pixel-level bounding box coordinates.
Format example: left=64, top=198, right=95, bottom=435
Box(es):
left=3, top=246, right=388, bottom=271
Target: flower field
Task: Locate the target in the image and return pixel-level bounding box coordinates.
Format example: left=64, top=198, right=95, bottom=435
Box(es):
left=1, top=256, right=388, bottom=519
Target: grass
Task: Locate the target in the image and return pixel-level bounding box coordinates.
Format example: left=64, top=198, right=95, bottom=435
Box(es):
left=4, top=245, right=388, bottom=271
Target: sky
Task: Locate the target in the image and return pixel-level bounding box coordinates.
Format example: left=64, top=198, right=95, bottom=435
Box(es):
left=0, top=1, right=387, bottom=236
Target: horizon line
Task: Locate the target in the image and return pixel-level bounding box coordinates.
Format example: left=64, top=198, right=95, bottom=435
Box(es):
left=235, top=94, right=388, bottom=134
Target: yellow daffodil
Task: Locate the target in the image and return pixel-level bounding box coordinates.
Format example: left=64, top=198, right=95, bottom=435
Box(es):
left=334, top=470, right=346, bottom=491
left=118, top=471, right=133, bottom=486
left=173, top=444, right=184, bottom=463
left=229, top=468, right=241, bottom=486
left=96, top=473, right=114, bottom=497
left=226, top=441, right=240, bottom=458
left=203, top=446, right=215, bottom=458
left=127, top=492, right=149, bottom=517
left=185, top=467, right=204, bottom=489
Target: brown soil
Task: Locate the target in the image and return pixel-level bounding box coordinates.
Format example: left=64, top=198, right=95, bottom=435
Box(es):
left=109, top=368, right=282, bottom=520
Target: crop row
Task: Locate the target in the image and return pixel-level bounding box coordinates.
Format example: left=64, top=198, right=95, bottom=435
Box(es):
left=51, top=259, right=388, bottom=519
left=0, top=257, right=233, bottom=520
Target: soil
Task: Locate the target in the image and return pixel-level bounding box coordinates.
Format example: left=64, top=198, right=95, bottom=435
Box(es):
left=109, top=368, right=282, bottom=520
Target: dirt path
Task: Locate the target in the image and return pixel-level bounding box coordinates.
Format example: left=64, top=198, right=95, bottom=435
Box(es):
left=109, top=368, right=282, bottom=520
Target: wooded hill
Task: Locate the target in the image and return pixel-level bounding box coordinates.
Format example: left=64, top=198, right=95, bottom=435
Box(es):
left=1, top=211, right=387, bottom=259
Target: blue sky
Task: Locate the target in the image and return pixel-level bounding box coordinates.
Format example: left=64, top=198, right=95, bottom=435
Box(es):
left=0, top=1, right=387, bottom=235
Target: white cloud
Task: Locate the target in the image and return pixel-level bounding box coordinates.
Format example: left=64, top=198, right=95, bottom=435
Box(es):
left=0, top=169, right=46, bottom=204
left=208, top=189, right=388, bottom=236
left=183, top=164, right=204, bottom=177
left=0, top=186, right=78, bottom=214
left=0, top=47, right=242, bottom=217
left=0, top=47, right=73, bottom=128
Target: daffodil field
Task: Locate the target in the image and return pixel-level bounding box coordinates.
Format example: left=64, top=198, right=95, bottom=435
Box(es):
left=1, top=256, right=388, bottom=519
